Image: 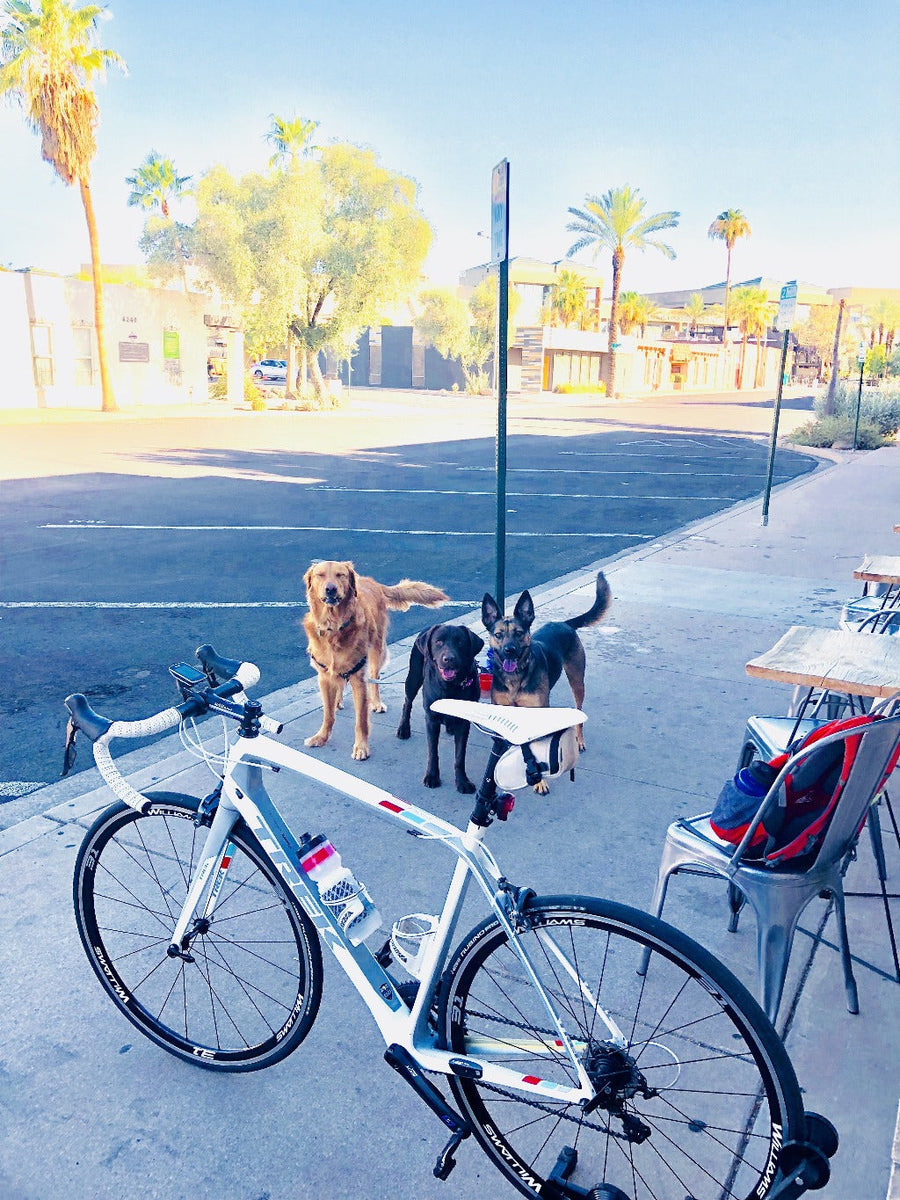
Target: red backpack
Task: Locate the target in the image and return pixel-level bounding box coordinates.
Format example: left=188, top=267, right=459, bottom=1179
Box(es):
left=711, top=714, right=898, bottom=866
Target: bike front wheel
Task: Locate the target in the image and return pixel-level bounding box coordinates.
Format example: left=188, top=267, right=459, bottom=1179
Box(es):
left=73, top=792, right=323, bottom=1071
left=440, top=895, right=804, bottom=1200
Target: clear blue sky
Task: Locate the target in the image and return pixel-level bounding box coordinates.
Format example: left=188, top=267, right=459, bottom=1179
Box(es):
left=2, top=0, right=898, bottom=294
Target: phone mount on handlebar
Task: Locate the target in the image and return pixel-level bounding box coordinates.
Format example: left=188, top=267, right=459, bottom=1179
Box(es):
left=169, top=662, right=208, bottom=700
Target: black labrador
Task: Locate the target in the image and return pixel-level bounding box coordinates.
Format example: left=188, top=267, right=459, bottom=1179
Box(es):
left=396, top=623, right=484, bottom=792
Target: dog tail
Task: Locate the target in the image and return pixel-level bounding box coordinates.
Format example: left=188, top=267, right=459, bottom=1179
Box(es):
left=565, top=571, right=611, bottom=630
left=381, top=579, right=448, bottom=611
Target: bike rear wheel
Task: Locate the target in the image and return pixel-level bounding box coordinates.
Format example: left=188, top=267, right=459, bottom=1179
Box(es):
left=440, top=895, right=803, bottom=1200
left=73, top=792, right=322, bottom=1071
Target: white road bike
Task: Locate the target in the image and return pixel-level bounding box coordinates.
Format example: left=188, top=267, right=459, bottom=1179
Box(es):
left=67, top=645, right=837, bottom=1200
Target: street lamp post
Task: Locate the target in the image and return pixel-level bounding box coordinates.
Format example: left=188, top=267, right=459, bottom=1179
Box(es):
left=853, top=343, right=866, bottom=451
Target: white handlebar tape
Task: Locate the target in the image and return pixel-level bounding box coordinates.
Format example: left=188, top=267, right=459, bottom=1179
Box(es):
left=93, top=708, right=182, bottom=812
left=235, top=662, right=261, bottom=689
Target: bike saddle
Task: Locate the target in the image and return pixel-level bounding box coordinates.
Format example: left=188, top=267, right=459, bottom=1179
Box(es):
left=431, top=699, right=586, bottom=745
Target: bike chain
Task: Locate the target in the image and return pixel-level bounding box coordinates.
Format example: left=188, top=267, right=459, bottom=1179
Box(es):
left=463, top=1008, right=638, bottom=1144
left=472, top=1078, right=636, bottom=1143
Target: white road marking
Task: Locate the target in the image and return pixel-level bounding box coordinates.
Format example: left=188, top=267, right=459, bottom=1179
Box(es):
left=40, top=524, right=656, bottom=537
left=0, top=781, right=45, bottom=798
left=271, top=482, right=752, bottom=495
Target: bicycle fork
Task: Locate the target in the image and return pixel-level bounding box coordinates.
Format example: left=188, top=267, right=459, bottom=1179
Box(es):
left=166, top=797, right=240, bottom=961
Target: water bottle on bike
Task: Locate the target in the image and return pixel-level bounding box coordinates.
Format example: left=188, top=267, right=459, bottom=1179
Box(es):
left=298, top=833, right=382, bottom=945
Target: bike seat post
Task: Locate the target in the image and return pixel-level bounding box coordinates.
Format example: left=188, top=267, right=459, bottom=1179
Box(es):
left=470, top=736, right=510, bottom=827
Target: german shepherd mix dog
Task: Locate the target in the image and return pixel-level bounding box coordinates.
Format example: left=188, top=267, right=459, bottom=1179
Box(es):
left=303, top=561, right=447, bottom=761
left=396, top=623, right=484, bottom=793
left=482, top=571, right=611, bottom=789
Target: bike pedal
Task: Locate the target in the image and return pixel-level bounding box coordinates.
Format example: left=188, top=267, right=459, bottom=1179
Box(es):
left=434, top=1128, right=467, bottom=1181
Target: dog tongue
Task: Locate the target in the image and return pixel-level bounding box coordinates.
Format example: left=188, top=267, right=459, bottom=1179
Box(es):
left=502, top=658, right=517, bottom=673
left=439, top=666, right=456, bottom=681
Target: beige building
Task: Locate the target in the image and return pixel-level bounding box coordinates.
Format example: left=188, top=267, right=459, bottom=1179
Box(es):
left=0, top=267, right=235, bottom=410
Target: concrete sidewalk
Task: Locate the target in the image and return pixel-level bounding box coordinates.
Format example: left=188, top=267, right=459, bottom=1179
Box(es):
left=2, top=445, right=898, bottom=1200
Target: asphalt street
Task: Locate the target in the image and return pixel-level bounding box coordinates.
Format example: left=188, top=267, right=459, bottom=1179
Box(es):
left=0, top=389, right=818, bottom=804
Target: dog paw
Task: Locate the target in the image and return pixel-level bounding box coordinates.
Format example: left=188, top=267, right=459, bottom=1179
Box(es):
left=305, top=733, right=329, bottom=748
left=351, top=743, right=370, bottom=761
left=396, top=723, right=411, bottom=740
left=456, top=777, right=476, bottom=794
left=423, top=772, right=441, bottom=788
left=533, top=779, right=550, bottom=795
left=371, top=701, right=387, bottom=714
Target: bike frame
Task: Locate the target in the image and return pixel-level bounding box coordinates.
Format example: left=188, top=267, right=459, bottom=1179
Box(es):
left=167, top=726, right=605, bottom=1105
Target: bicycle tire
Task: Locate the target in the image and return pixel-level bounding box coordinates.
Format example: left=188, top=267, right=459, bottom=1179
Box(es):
left=439, top=894, right=804, bottom=1200
left=73, top=792, right=323, bottom=1072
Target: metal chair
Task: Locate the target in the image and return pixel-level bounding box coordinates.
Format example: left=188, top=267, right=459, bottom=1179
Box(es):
left=840, top=580, right=900, bottom=633
left=641, top=714, right=900, bottom=1023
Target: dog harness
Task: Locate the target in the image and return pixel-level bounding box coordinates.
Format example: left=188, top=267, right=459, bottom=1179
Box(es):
left=309, top=653, right=367, bottom=681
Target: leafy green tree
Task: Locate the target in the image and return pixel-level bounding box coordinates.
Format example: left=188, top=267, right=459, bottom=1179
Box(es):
left=794, top=302, right=856, bottom=392
left=127, top=150, right=192, bottom=290
left=566, top=185, right=678, bottom=397
left=137, top=214, right=196, bottom=291
left=707, top=208, right=751, bottom=333
left=265, top=113, right=319, bottom=170
left=192, top=143, right=431, bottom=405
left=416, top=277, right=520, bottom=394
left=1, top=0, right=125, bottom=411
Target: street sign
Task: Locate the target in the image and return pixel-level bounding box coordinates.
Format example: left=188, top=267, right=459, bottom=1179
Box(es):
left=857, top=343, right=867, bottom=365
left=491, top=159, right=509, bottom=264
left=774, top=281, right=797, bottom=332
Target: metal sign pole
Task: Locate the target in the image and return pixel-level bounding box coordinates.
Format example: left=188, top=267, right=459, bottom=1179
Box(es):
left=491, top=160, right=510, bottom=607
left=853, top=348, right=866, bottom=451
left=761, top=329, right=791, bottom=526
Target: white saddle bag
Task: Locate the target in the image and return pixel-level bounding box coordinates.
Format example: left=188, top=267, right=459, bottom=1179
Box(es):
left=494, top=727, right=579, bottom=791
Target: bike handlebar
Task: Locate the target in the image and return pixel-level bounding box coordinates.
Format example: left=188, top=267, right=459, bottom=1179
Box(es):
left=64, top=646, right=282, bottom=813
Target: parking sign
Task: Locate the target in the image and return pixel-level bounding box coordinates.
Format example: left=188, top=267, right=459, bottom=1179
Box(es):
left=774, top=282, right=797, bottom=332
left=491, top=160, right=509, bottom=264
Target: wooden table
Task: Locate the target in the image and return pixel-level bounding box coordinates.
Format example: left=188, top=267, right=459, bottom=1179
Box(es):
left=853, top=554, right=900, bottom=587
left=746, top=625, right=900, bottom=699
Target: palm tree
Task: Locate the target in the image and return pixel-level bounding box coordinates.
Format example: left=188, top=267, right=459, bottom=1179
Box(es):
left=566, top=185, right=679, bottom=397
left=866, top=298, right=900, bottom=358
left=617, top=292, right=657, bottom=338
left=265, top=113, right=319, bottom=170
left=682, top=292, right=706, bottom=334
left=707, top=208, right=751, bottom=335
left=730, top=286, right=774, bottom=388
left=2, top=0, right=125, bottom=412
left=1, top=0, right=124, bottom=412
left=126, top=150, right=190, bottom=218
left=127, top=150, right=191, bottom=291
left=550, top=268, right=587, bottom=328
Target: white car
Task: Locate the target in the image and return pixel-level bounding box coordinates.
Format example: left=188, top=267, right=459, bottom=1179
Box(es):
left=252, top=359, right=288, bottom=383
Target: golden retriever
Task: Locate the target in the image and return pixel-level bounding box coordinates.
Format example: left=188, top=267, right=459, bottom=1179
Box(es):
left=303, top=560, right=447, bottom=760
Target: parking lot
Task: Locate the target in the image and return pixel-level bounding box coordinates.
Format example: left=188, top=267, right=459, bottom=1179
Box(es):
left=0, top=388, right=818, bottom=805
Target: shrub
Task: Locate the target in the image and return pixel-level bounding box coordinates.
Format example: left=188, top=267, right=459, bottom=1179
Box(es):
left=815, top=382, right=900, bottom=437
left=553, top=381, right=607, bottom=395
left=790, top=416, right=887, bottom=449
